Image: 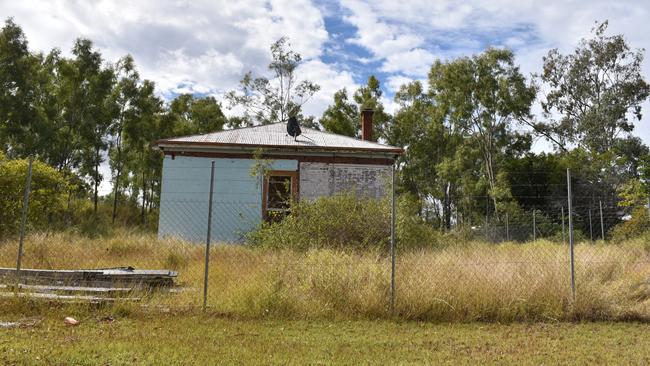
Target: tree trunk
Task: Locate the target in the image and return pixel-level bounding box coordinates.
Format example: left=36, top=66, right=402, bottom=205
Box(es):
left=112, top=132, right=122, bottom=224
left=93, top=145, right=100, bottom=213
left=141, top=166, right=147, bottom=225
left=443, top=181, right=452, bottom=230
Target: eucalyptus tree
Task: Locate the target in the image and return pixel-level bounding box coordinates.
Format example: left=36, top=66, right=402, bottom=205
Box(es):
left=167, top=94, right=227, bottom=136
left=319, top=88, right=358, bottom=137
left=71, top=40, right=114, bottom=212
left=537, top=21, right=650, bottom=154
left=226, top=37, right=320, bottom=124
left=0, top=18, right=50, bottom=158
left=320, top=76, right=391, bottom=140
left=353, top=75, right=391, bottom=140
left=535, top=21, right=650, bottom=228
left=109, top=55, right=140, bottom=223
left=428, top=48, right=536, bottom=215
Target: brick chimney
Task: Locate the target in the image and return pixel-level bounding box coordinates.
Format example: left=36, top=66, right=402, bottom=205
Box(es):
left=361, top=108, right=374, bottom=141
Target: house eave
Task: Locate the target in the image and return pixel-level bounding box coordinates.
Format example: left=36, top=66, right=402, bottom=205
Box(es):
left=156, top=141, right=403, bottom=158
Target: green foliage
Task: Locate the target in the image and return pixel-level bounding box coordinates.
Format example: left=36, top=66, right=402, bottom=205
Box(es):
left=320, top=76, right=391, bottom=140
left=319, top=88, right=358, bottom=137
left=167, top=94, right=226, bottom=136
left=610, top=206, right=650, bottom=242
left=539, top=21, right=650, bottom=153
left=226, top=37, right=320, bottom=125
left=0, top=18, right=51, bottom=158
left=618, top=179, right=646, bottom=208
left=0, top=157, right=67, bottom=237
left=428, top=48, right=536, bottom=214
left=248, top=193, right=440, bottom=251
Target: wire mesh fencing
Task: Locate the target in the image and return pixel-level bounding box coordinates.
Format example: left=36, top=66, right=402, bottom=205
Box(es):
left=1, top=160, right=649, bottom=321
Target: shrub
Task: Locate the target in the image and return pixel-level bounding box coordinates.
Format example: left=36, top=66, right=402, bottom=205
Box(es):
left=610, top=206, right=650, bottom=242
left=247, top=192, right=441, bottom=251
left=0, top=157, right=68, bottom=237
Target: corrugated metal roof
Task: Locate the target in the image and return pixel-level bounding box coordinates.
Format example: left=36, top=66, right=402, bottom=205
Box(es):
left=156, top=122, right=402, bottom=154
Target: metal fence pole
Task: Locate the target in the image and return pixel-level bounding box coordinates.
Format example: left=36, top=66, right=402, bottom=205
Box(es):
left=567, top=169, right=575, bottom=300
left=589, top=207, right=594, bottom=241
left=561, top=206, right=566, bottom=244
left=485, top=213, right=489, bottom=242
left=390, top=163, right=396, bottom=314
left=505, top=212, right=509, bottom=242
left=203, top=161, right=216, bottom=311
left=16, top=156, right=33, bottom=273
left=532, top=209, right=536, bottom=241
left=599, top=200, right=604, bottom=240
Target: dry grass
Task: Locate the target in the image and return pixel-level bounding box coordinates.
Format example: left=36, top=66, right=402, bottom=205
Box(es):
left=1, top=231, right=649, bottom=322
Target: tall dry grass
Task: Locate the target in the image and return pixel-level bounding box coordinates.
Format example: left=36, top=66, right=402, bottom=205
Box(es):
left=1, top=231, right=649, bottom=321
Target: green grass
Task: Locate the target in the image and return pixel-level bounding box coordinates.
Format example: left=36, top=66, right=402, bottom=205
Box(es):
left=0, top=312, right=649, bottom=365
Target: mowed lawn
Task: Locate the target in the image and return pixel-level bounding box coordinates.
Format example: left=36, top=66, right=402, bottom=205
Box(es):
left=0, top=313, right=649, bottom=365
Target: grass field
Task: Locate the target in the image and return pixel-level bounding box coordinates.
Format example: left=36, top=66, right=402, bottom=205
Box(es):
left=1, top=231, right=650, bottom=321
left=1, top=231, right=649, bottom=364
left=0, top=312, right=649, bottom=365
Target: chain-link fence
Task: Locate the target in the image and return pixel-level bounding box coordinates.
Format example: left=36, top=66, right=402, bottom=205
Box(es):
left=1, top=161, right=649, bottom=321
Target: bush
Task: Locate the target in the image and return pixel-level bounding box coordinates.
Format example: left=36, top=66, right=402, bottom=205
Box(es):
left=247, top=192, right=441, bottom=251
left=0, top=157, right=68, bottom=238
left=610, top=206, right=650, bottom=242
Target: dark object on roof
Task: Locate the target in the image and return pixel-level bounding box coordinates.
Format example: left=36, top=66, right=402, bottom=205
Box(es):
left=156, top=122, right=403, bottom=155
left=287, top=116, right=301, bottom=141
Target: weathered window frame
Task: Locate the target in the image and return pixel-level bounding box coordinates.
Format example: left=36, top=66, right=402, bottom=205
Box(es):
left=262, top=170, right=298, bottom=221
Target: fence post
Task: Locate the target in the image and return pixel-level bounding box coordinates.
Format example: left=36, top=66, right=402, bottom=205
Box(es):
left=16, top=156, right=33, bottom=274
left=560, top=206, right=566, bottom=244
left=203, top=161, right=216, bottom=312
left=390, top=163, right=396, bottom=314
left=589, top=207, right=594, bottom=242
left=505, top=212, right=509, bottom=242
left=599, top=200, right=604, bottom=241
left=532, top=209, right=536, bottom=241
left=485, top=211, right=489, bottom=242
left=567, top=169, right=575, bottom=300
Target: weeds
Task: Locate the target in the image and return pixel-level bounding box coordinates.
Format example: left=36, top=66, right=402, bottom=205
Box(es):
left=0, top=231, right=649, bottom=322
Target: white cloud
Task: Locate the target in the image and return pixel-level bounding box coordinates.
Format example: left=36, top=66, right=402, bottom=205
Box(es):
left=341, top=0, right=424, bottom=58
left=385, top=75, right=414, bottom=93
left=338, top=0, right=650, bottom=144
left=2, top=0, right=650, bottom=146
left=381, top=48, right=436, bottom=77
left=1, top=0, right=328, bottom=97
left=295, top=60, right=359, bottom=118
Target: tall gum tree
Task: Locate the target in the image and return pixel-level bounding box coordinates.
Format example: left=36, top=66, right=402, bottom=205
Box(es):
left=537, top=21, right=650, bottom=154
left=226, top=37, right=320, bottom=125
left=428, top=48, right=536, bottom=216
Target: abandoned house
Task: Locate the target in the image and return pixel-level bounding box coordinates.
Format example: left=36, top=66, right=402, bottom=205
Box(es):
left=154, top=110, right=403, bottom=243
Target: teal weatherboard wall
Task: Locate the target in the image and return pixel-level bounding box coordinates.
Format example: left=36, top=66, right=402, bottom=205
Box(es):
left=158, top=155, right=298, bottom=243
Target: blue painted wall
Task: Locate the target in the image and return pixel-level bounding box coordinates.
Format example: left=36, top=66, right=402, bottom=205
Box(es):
left=158, top=156, right=298, bottom=243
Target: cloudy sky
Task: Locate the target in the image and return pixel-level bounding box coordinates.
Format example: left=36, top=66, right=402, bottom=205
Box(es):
left=3, top=1, right=650, bottom=167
